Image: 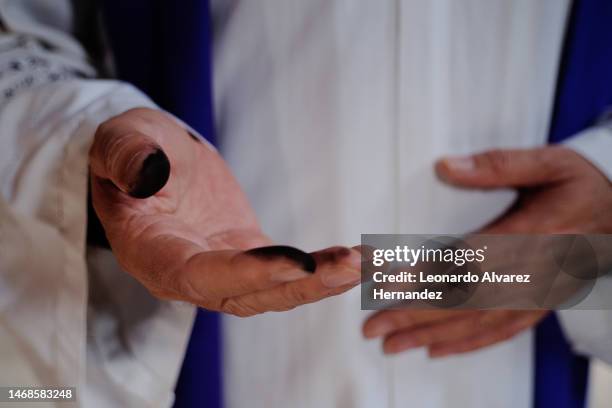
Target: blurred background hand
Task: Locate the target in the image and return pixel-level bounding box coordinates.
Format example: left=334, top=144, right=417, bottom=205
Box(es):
left=364, top=146, right=612, bottom=357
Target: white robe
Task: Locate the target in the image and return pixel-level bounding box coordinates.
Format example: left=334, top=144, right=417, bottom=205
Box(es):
left=0, top=0, right=611, bottom=407
left=215, top=1, right=612, bottom=407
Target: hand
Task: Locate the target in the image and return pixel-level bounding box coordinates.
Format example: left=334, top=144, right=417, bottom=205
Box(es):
left=363, top=309, right=548, bottom=357
left=363, top=146, right=612, bottom=356
left=89, top=108, right=361, bottom=316
left=435, top=146, right=612, bottom=234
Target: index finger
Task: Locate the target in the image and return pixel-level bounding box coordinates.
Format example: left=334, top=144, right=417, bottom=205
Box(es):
left=175, top=245, right=317, bottom=304
left=217, top=246, right=362, bottom=316
left=363, top=309, right=475, bottom=338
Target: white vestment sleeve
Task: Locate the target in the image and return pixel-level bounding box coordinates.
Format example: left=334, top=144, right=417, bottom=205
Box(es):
left=558, top=120, right=612, bottom=365
left=0, top=4, right=195, bottom=406
left=558, top=309, right=612, bottom=365
left=0, top=80, right=195, bottom=407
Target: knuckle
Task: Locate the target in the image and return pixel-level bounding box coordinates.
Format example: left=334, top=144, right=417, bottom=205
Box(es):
left=94, top=118, right=125, bottom=148
left=90, top=126, right=112, bottom=159
left=283, top=282, right=310, bottom=304
left=542, top=147, right=565, bottom=169
left=95, top=134, right=127, bottom=173
left=92, top=129, right=153, bottom=174
left=172, top=268, right=207, bottom=303
left=548, top=145, right=574, bottom=161
left=548, top=146, right=588, bottom=177
left=390, top=311, right=413, bottom=328
left=480, top=150, right=511, bottom=175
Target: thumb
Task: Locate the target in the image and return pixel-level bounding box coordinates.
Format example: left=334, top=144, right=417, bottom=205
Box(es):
left=89, top=129, right=171, bottom=199
left=434, top=148, right=562, bottom=189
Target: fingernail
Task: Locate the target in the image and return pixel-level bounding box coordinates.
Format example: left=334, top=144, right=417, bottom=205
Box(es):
left=443, top=156, right=475, bottom=172
left=364, top=320, right=394, bottom=338
left=245, top=245, right=317, bottom=273
left=322, top=268, right=361, bottom=288
left=129, top=149, right=171, bottom=198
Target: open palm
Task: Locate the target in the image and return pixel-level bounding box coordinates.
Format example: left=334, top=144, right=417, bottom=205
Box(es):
left=90, top=108, right=360, bottom=316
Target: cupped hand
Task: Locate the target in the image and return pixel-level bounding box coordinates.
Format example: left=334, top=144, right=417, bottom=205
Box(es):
left=435, top=146, right=612, bottom=234
left=89, top=108, right=361, bottom=316
left=363, top=146, right=612, bottom=357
